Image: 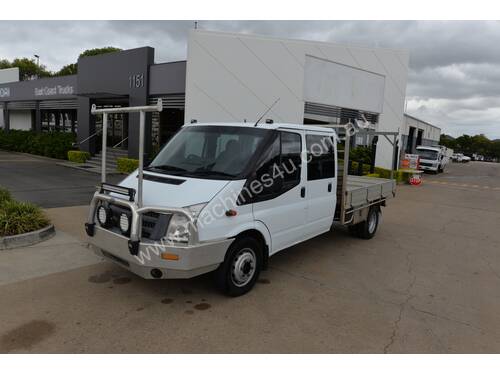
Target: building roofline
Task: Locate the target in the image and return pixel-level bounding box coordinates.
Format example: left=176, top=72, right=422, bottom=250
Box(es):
left=404, top=113, right=441, bottom=130
left=190, top=29, right=409, bottom=55
left=151, top=60, right=187, bottom=67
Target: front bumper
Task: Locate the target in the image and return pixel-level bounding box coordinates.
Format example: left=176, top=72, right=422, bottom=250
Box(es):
left=85, top=189, right=233, bottom=279
left=419, top=164, right=438, bottom=171
left=88, top=226, right=233, bottom=279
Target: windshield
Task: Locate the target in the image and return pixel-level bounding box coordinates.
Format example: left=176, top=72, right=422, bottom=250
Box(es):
left=416, top=149, right=439, bottom=160
left=148, top=126, right=270, bottom=179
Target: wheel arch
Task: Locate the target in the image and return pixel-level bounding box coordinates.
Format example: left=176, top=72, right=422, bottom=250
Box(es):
left=227, top=225, right=271, bottom=270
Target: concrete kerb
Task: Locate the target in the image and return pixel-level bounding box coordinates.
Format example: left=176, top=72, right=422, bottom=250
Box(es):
left=0, top=225, right=56, bottom=250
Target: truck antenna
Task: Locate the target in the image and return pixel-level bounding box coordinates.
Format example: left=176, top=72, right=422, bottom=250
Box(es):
left=254, top=98, right=280, bottom=127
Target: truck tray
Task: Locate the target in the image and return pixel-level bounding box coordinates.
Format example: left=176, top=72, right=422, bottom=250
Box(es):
left=342, top=175, right=396, bottom=209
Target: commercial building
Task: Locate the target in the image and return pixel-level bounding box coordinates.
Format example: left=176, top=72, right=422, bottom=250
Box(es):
left=402, top=113, right=441, bottom=154
left=0, top=30, right=410, bottom=169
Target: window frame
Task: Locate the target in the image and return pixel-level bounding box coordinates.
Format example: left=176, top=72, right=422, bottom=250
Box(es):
left=238, top=130, right=303, bottom=205
left=306, top=133, right=336, bottom=181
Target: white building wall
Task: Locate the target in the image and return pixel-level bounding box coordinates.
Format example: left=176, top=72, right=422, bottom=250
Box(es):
left=9, top=110, right=32, bottom=130
left=403, top=114, right=441, bottom=143
left=185, top=30, right=409, bottom=169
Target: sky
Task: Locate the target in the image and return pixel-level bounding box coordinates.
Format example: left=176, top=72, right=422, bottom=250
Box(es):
left=1, top=20, right=499, bottom=139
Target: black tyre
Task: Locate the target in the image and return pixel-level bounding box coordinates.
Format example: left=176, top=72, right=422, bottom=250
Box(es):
left=351, top=206, right=380, bottom=240
left=215, top=236, right=262, bottom=297
left=348, top=224, right=360, bottom=237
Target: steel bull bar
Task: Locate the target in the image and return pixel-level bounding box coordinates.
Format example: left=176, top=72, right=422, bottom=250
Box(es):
left=84, top=99, right=198, bottom=255
left=85, top=191, right=197, bottom=255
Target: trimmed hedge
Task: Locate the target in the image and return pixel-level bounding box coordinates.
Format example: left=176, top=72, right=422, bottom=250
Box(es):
left=68, top=150, right=90, bottom=163
left=0, top=187, right=50, bottom=237
left=347, top=160, right=407, bottom=183
left=0, top=129, right=76, bottom=160
left=116, top=157, right=139, bottom=174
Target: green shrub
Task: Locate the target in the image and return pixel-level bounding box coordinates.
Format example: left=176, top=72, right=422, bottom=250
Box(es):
left=116, top=157, right=139, bottom=174
left=0, top=129, right=76, bottom=160
left=350, top=146, right=373, bottom=164
left=0, top=187, right=12, bottom=205
left=0, top=200, right=50, bottom=237
left=68, top=150, right=90, bottom=163
left=366, top=173, right=380, bottom=178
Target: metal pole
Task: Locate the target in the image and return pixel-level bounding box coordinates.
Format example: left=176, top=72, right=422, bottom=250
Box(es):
left=390, top=133, right=397, bottom=180
left=341, top=125, right=351, bottom=225
left=101, top=113, right=108, bottom=183
left=137, top=111, right=145, bottom=208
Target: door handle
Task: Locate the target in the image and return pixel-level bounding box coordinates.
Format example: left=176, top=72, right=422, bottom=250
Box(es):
left=328, top=183, right=332, bottom=192
left=300, top=186, right=306, bottom=198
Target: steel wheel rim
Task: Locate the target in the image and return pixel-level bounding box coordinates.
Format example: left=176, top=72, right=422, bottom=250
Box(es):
left=231, top=248, right=256, bottom=287
left=368, top=211, right=377, bottom=233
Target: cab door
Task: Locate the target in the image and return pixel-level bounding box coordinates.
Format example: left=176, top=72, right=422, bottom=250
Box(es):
left=303, top=131, right=337, bottom=237
left=243, top=129, right=307, bottom=254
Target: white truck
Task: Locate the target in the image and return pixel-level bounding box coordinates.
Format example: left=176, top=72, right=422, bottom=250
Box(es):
left=416, top=145, right=449, bottom=173
left=85, top=102, right=397, bottom=296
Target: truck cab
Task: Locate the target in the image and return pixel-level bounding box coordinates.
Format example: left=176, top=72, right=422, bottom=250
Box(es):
left=416, top=146, right=444, bottom=173
left=86, top=120, right=395, bottom=296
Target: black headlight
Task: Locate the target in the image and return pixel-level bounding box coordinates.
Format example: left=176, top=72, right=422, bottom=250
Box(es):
left=97, top=205, right=112, bottom=228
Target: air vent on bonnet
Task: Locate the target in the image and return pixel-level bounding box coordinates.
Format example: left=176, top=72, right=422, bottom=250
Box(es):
left=137, top=174, right=186, bottom=185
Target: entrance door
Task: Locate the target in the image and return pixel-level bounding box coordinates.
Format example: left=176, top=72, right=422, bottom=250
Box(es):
left=303, top=131, right=337, bottom=237
left=108, top=113, right=128, bottom=149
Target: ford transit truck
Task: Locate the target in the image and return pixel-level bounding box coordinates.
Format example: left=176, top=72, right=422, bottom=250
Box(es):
left=85, top=102, right=397, bottom=296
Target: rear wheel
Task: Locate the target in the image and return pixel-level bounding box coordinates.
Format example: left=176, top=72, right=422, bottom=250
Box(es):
left=349, top=206, right=380, bottom=239
left=215, top=236, right=262, bottom=297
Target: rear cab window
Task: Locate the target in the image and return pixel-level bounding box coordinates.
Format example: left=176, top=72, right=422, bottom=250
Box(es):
left=306, top=134, right=335, bottom=180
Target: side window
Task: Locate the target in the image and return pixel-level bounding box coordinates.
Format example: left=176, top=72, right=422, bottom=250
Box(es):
left=238, top=131, right=302, bottom=204
left=280, top=131, right=302, bottom=186
left=254, top=135, right=281, bottom=184
left=306, top=134, right=335, bottom=180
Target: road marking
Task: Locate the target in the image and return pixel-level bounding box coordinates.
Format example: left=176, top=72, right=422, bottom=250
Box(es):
left=426, top=180, right=499, bottom=191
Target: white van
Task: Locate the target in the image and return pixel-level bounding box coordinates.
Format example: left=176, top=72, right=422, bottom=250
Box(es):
left=86, top=119, right=396, bottom=296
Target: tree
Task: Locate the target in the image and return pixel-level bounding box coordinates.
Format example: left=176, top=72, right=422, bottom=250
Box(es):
left=79, top=47, right=122, bottom=58
left=440, top=134, right=456, bottom=150
left=54, top=47, right=122, bottom=76
left=55, top=63, right=77, bottom=76
left=0, top=59, right=11, bottom=69
left=0, top=57, right=51, bottom=80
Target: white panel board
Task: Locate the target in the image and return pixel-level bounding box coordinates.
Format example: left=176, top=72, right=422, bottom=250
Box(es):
left=304, top=55, right=385, bottom=114
left=0, top=67, right=19, bottom=84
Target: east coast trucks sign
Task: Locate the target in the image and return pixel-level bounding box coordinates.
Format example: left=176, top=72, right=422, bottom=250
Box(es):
left=34, top=85, right=74, bottom=97
left=0, top=75, right=77, bottom=102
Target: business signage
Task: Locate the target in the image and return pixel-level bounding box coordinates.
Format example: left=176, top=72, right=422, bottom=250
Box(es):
left=0, top=87, right=10, bottom=98
left=34, top=85, right=74, bottom=97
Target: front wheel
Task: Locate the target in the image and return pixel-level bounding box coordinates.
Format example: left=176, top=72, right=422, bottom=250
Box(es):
left=215, top=236, right=262, bottom=297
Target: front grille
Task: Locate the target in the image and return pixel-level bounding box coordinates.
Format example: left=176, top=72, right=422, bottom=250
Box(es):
left=102, top=204, right=171, bottom=241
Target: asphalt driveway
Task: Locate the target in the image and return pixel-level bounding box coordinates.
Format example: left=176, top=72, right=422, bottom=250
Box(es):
left=0, top=151, right=120, bottom=208
left=1, top=159, right=500, bottom=353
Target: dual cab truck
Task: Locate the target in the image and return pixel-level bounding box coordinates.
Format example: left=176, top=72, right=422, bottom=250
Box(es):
left=85, top=102, right=396, bottom=296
